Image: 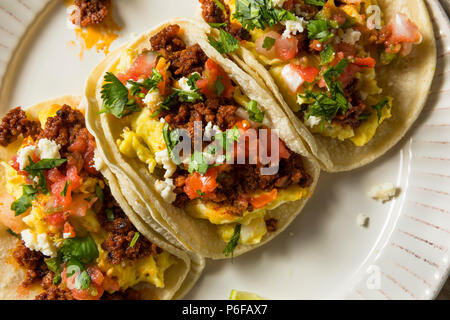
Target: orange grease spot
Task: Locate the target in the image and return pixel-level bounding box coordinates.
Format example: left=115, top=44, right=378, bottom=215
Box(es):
left=65, top=0, right=121, bottom=59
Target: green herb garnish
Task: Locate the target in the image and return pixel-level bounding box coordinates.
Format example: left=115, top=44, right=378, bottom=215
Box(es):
left=245, top=100, right=265, bottom=123
left=262, top=36, right=276, bottom=50
left=100, top=72, right=140, bottom=118
left=130, top=232, right=140, bottom=248
left=223, top=224, right=241, bottom=257
left=215, top=77, right=225, bottom=96
left=127, top=68, right=163, bottom=96
left=234, top=0, right=296, bottom=31
left=208, top=28, right=240, bottom=54
left=307, top=19, right=334, bottom=42
left=11, top=185, right=38, bottom=216
left=371, top=98, right=390, bottom=123
left=7, top=228, right=21, bottom=239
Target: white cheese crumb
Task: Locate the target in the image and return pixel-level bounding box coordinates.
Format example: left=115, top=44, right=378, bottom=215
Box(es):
left=143, top=90, right=164, bottom=109
left=357, top=214, right=370, bottom=228
left=178, top=77, right=193, bottom=92
left=154, top=178, right=176, bottom=203
left=304, top=115, right=322, bottom=128
left=281, top=17, right=306, bottom=39
left=204, top=122, right=222, bottom=141
left=21, top=229, right=57, bottom=258
left=341, top=28, right=361, bottom=45
left=155, top=149, right=177, bottom=178
left=17, top=145, right=38, bottom=170
left=204, top=151, right=226, bottom=165
left=367, top=182, right=398, bottom=202
left=63, top=233, right=72, bottom=239
left=126, top=82, right=133, bottom=90
left=38, top=138, right=61, bottom=160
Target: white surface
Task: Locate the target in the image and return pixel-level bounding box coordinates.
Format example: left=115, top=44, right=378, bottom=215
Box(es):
left=0, top=0, right=448, bottom=300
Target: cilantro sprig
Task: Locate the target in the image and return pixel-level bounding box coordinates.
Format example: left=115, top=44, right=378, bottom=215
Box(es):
left=245, top=100, right=265, bottom=123
left=301, top=59, right=350, bottom=125
left=11, top=185, right=38, bottom=216
left=371, top=98, right=390, bottom=123
left=100, top=72, right=141, bottom=119
left=233, top=0, right=296, bottom=31
left=127, top=68, right=163, bottom=97
left=208, top=28, right=240, bottom=54
left=223, top=224, right=241, bottom=257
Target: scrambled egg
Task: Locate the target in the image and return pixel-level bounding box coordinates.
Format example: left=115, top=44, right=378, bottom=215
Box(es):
left=117, top=101, right=167, bottom=174
left=38, top=104, right=61, bottom=127
left=185, top=185, right=309, bottom=245
left=95, top=233, right=175, bottom=290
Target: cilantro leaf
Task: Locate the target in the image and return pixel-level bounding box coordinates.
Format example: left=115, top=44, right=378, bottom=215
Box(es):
left=214, top=0, right=226, bottom=11
left=24, top=158, right=67, bottom=172
left=208, top=28, right=240, bottom=54
left=188, top=151, right=210, bottom=175
left=106, top=208, right=115, bottom=222
left=129, top=232, right=140, bottom=248
left=7, top=228, right=21, bottom=239
left=187, top=73, right=201, bottom=91
left=304, top=0, right=325, bottom=6
left=234, top=0, right=296, bottom=31
left=307, top=19, right=334, bottom=42
left=320, top=45, right=335, bottom=65
left=209, top=22, right=228, bottom=28
left=371, top=98, right=390, bottom=123
left=95, top=183, right=103, bottom=205
left=11, top=185, right=38, bottom=216
left=172, top=88, right=204, bottom=103
left=262, top=36, right=276, bottom=50
left=100, top=72, right=140, bottom=118
left=61, top=181, right=69, bottom=197
left=163, top=123, right=182, bottom=164
left=245, top=100, right=265, bottom=123
left=127, top=68, right=163, bottom=96
left=223, top=224, right=241, bottom=257
left=75, top=270, right=91, bottom=290
left=60, top=236, right=99, bottom=265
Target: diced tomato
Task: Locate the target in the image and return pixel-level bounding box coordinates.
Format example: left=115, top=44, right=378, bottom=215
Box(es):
left=62, top=267, right=104, bottom=301
left=249, top=189, right=278, bottom=210
left=278, top=139, right=291, bottom=160
left=293, top=65, right=319, bottom=83
left=116, top=52, right=158, bottom=83
left=63, top=222, right=76, bottom=238
left=355, top=57, right=376, bottom=69
left=184, top=167, right=220, bottom=200
left=197, top=59, right=234, bottom=98
left=235, top=120, right=251, bottom=131
left=338, top=63, right=361, bottom=88
left=387, top=13, right=422, bottom=44
left=309, top=40, right=323, bottom=52
left=68, top=129, right=98, bottom=175
left=255, top=31, right=281, bottom=60
left=275, top=36, right=298, bottom=61
left=45, top=212, right=66, bottom=227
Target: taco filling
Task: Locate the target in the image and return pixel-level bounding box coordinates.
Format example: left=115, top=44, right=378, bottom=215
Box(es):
left=199, top=0, right=423, bottom=146
left=0, top=105, right=175, bottom=300
left=100, top=24, right=313, bottom=254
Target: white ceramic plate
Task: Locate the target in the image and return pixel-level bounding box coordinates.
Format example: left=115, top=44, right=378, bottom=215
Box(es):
left=0, top=0, right=448, bottom=300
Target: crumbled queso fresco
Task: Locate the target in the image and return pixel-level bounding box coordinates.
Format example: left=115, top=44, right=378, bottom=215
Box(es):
left=367, top=182, right=398, bottom=202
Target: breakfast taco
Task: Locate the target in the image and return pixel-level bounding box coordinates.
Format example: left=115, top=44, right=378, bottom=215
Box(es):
left=0, top=96, right=204, bottom=300
left=83, top=19, right=320, bottom=259
left=198, top=0, right=436, bottom=171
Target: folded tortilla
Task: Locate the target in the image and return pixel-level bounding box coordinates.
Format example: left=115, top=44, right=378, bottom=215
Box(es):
left=215, top=0, right=436, bottom=172
left=84, top=19, right=320, bottom=259
left=0, top=96, right=204, bottom=300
